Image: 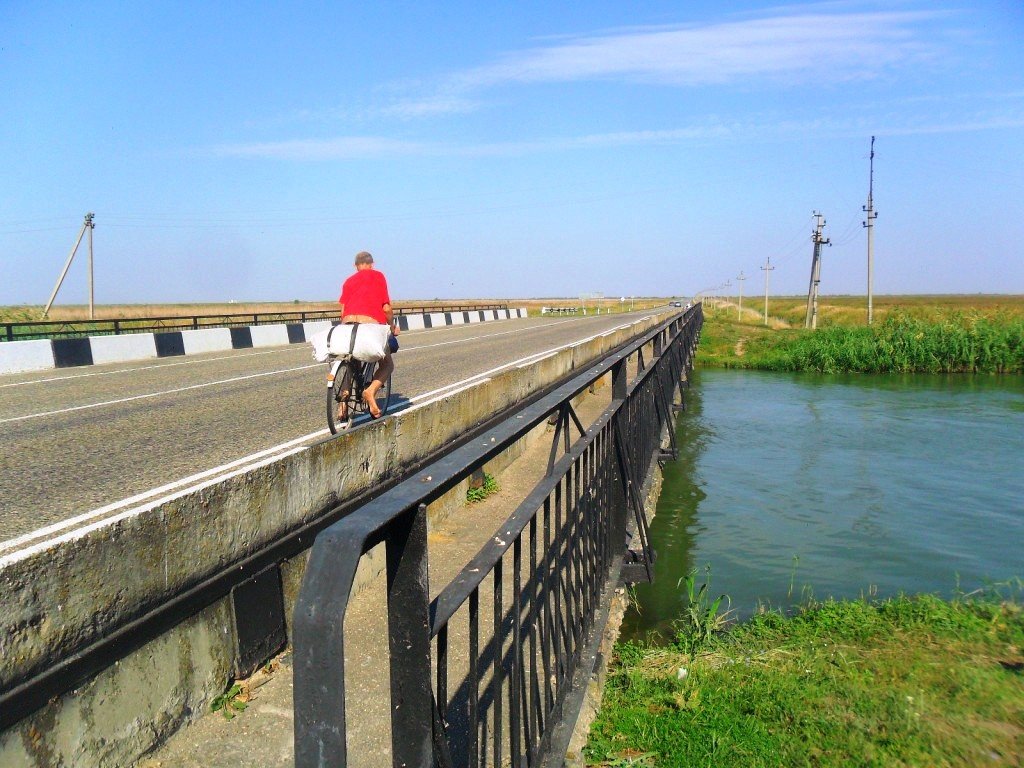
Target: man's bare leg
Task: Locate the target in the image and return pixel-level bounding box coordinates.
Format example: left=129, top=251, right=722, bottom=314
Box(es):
left=362, top=354, right=394, bottom=418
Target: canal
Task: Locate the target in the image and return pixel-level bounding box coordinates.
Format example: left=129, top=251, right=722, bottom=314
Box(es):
left=622, top=367, right=1024, bottom=639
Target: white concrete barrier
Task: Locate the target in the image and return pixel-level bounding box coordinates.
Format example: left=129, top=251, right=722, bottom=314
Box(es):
left=428, top=312, right=447, bottom=327
left=404, top=315, right=425, bottom=331
left=0, top=340, right=55, bottom=375
left=89, top=333, right=158, bottom=366
left=180, top=328, right=233, bottom=356
left=250, top=324, right=290, bottom=348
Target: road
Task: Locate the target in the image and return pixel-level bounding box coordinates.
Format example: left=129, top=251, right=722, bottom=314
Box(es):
left=0, top=311, right=660, bottom=546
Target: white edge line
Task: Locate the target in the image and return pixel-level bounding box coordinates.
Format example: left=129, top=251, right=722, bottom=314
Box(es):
left=0, top=431, right=329, bottom=555
left=402, top=379, right=492, bottom=413
left=0, top=444, right=310, bottom=568
left=517, top=352, right=557, bottom=368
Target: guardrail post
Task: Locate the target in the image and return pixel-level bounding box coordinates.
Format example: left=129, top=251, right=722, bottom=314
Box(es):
left=387, top=503, right=434, bottom=767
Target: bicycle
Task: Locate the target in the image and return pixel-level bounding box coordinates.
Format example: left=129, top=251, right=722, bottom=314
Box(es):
left=326, top=354, right=393, bottom=434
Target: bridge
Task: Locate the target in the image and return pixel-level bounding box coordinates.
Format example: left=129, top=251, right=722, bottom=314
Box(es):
left=0, top=305, right=703, bottom=767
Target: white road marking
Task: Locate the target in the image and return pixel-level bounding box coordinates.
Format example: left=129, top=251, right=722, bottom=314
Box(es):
left=0, top=431, right=327, bottom=555
left=0, top=364, right=324, bottom=425
left=0, top=346, right=308, bottom=388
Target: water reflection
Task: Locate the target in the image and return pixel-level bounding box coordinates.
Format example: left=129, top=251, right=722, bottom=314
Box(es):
left=621, top=368, right=1024, bottom=642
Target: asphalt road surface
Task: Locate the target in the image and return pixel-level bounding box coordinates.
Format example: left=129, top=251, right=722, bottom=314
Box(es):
left=0, top=311, right=662, bottom=546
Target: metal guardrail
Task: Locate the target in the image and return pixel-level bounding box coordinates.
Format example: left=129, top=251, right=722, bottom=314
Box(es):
left=293, top=305, right=703, bottom=767
left=1, top=304, right=511, bottom=342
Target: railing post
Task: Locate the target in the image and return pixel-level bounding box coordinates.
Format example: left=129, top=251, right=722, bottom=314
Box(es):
left=611, top=359, right=627, bottom=401
left=387, top=503, right=434, bottom=767
left=294, top=518, right=373, bottom=768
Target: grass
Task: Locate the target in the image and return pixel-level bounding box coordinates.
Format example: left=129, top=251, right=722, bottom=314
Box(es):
left=698, top=296, right=1024, bottom=374
left=586, top=583, right=1024, bottom=767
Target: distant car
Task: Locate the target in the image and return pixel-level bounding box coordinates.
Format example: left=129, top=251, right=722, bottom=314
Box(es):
left=671, top=301, right=683, bottom=307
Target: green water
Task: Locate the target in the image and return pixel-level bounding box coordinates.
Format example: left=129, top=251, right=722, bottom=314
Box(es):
left=622, top=368, right=1024, bottom=640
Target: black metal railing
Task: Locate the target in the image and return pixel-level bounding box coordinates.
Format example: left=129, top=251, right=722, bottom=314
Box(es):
left=1, top=304, right=511, bottom=342
left=293, top=305, right=703, bottom=767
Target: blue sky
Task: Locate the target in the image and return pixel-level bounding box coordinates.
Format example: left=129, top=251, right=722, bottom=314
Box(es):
left=2, top=1, right=1022, bottom=304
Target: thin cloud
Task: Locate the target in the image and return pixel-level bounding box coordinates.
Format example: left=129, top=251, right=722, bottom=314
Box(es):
left=211, top=136, right=427, bottom=160
left=208, top=107, right=1024, bottom=162
left=375, top=8, right=956, bottom=119
left=457, top=10, right=948, bottom=91
left=375, top=94, right=480, bottom=121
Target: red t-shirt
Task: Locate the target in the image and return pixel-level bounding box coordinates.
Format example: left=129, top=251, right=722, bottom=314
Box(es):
left=339, top=269, right=391, bottom=324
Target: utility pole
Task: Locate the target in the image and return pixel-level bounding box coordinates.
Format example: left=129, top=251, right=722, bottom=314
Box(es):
left=760, top=257, right=774, bottom=326
left=44, top=212, right=96, bottom=319
left=736, top=271, right=747, bottom=321
left=804, top=212, right=830, bottom=329
left=863, top=136, right=878, bottom=325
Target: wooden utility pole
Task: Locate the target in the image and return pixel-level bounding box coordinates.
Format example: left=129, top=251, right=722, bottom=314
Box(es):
left=863, top=136, right=878, bottom=325
left=44, top=213, right=95, bottom=319
left=760, top=257, right=774, bottom=326
left=804, top=212, right=830, bottom=329
left=736, top=271, right=747, bottom=321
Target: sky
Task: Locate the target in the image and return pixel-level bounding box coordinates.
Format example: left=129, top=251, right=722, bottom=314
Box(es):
left=2, top=1, right=1023, bottom=305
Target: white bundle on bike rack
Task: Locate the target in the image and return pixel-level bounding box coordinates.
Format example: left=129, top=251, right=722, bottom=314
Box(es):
left=310, top=324, right=390, bottom=363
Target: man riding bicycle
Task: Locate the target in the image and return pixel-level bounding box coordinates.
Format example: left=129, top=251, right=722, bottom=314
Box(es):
left=337, top=251, right=398, bottom=420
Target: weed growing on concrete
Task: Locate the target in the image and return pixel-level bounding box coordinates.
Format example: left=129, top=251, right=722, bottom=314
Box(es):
left=466, top=472, right=499, bottom=503
left=210, top=682, right=248, bottom=720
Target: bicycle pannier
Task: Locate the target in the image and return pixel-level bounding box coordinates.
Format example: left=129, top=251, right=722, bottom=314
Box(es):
left=310, top=324, right=390, bottom=363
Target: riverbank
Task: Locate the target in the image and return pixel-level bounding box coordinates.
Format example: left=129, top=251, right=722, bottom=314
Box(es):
left=697, top=297, right=1024, bottom=373
left=586, top=586, right=1024, bottom=766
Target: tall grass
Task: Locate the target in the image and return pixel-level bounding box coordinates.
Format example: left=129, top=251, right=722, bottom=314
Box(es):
left=742, top=311, right=1024, bottom=374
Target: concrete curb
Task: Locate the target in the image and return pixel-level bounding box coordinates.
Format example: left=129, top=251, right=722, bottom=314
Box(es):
left=0, top=308, right=528, bottom=375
